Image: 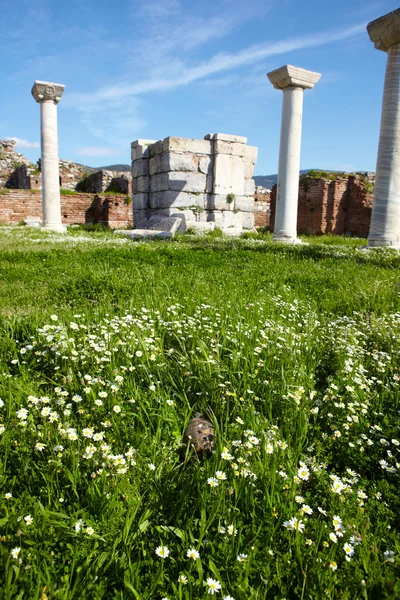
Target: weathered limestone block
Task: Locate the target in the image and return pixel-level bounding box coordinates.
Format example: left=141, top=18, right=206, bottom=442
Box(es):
left=148, top=140, right=164, bottom=157
left=244, top=161, right=255, bottom=179
left=132, top=176, right=149, bottom=194
left=199, top=156, right=213, bottom=174
left=239, top=211, right=255, bottom=229
left=131, top=140, right=156, bottom=161
left=205, top=133, right=247, bottom=143
left=213, top=154, right=245, bottom=195
left=207, top=194, right=235, bottom=211
left=169, top=172, right=207, bottom=193
left=163, top=137, right=212, bottom=155
left=154, top=207, right=208, bottom=222
left=213, top=140, right=246, bottom=156
left=149, top=152, right=198, bottom=175
left=244, top=179, right=256, bottom=196
left=117, top=229, right=174, bottom=239
left=234, top=196, right=255, bottom=212
left=133, top=209, right=149, bottom=228
left=150, top=191, right=206, bottom=209
left=146, top=215, right=182, bottom=234
left=132, top=159, right=149, bottom=178
left=132, top=193, right=149, bottom=210
left=208, top=210, right=242, bottom=228
left=244, top=145, right=258, bottom=164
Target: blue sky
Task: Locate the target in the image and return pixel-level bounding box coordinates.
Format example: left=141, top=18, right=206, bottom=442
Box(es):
left=0, top=0, right=398, bottom=174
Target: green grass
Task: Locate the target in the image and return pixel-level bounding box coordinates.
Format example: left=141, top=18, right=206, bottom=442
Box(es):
left=0, top=227, right=399, bottom=599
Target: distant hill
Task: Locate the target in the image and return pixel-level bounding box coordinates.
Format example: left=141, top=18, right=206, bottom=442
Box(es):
left=254, top=170, right=312, bottom=189
left=97, top=164, right=131, bottom=172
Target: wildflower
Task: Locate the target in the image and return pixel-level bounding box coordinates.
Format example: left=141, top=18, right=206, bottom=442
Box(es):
left=265, top=443, right=274, bottom=454
left=155, top=546, right=170, bottom=558
left=75, top=520, right=85, bottom=533
left=113, top=405, right=121, bottom=413
left=67, top=428, right=78, bottom=441
left=283, top=517, right=305, bottom=532
left=24, top=515, right=33, bottom=526
left=223, top=596, right=235, bottom=600
left=298, top=465, right=309, bottom=481
left=98, top=391, right=108, bottom=398
left=295, top=495, right=304, bottom=504
left=384, top=550, right=395, bottom=563
left=332, top=515, right=342, bottom=528
left=135, top=350, right=143, bottom=357
left=35, top=443, right=46, bottom=452
left=207, top=577, right=222, bottom=595
left=343, top=543, right=354, bottom=558
left=148, top=463, right=156, bottom=471
left=235, top=417, right=244, bottom=425
left=82, top=428, right=94, bottom=438
left=5, top=493, right=12, bottom=499
left=178, top=574, right=188, bottom=584
left=306, top=539, right=313, bottom=546
left=216, top=471, right=227, bottom=480
left=227, top=525, right=237, bottom=536
left=11, top=547, right=21, bottom=559
left=86, top=527, right=94, bottom=536
left=329, top=532, right=337, bottom=543
left=237, top=553, right=248, bottom=562
left=329, top=561, right=338, bottom=571
left=221, top=448, right=233, bottom=460
left=50, top=315, right=58, bottom=321
left=302, top=504, right=313, bottom=515
left=208, top=477, right=219, bottom=488
left=187, top=548, right=200, bottom=560
left=94, top=399, right=103, bottom=406
left=17, top=408, right=28, bottom=420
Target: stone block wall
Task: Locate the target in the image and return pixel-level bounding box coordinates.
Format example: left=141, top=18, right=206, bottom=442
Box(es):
left=0, top=190, right=133, bottom=228
left=131, top=134, right=257, bottom=231
left=269, top=174, right=373, bottom=236
left=77, top=170, right=132, bottom=195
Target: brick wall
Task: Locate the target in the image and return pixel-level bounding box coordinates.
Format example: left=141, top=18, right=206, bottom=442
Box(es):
left=269, top=175, right=373, bottom=236
left=254, top=190, right=271, bottom=227
left=0, top=190, right=133, bottom=228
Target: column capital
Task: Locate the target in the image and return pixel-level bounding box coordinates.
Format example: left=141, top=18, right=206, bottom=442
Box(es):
left=31, top=80, right=65, bottom=104
left=267, top=65, right=321, bottom=90
left=367, top=8, right=400, bottom=52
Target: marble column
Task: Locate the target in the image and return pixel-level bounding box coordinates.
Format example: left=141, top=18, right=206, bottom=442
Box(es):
left=267, top=65, right=321, bottom=243
left=31, top=81, right=65, bottom=231
left=367, top=9, right=400, bottom=248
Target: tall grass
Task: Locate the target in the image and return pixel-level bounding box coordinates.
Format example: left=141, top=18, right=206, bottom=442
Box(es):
left=0, top=227, right=399, bottom=599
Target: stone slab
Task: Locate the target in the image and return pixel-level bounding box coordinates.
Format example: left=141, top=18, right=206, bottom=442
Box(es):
left=240, top=211, right=255, bottom=229
left=204, top=133, right=247, bottom=144
left=213, top=140, right=246, bottom=157
left=244, top=161, right=255, bottom=179
left=146, top=216, right=182, bottom=234
left=186, top=222, right=215, bottom=233
left=207, top=194, right=235, bottom=211
left=132, top=176, right=149, bottom=193
left=149, top=152, right=198, bottom=175
left=115, top=229, right=174, bottom=239
left=221, top=227, right=243, bottom=236
left=131, top=140, right=156, bottom=160
left=244, top=179, right=256, bottom=196
left=199, top=156, right=213, bottom=174
left=150, top=191, right=206, bottom=209
left=163, top=137, right=212, bottom=155
left=132, top=159, right=149, bottom=178
left=24, top=216, right=41, bottom=227
left=244, top=145, right=258, bottom=164
left=132, top=193, right=149, bottom=210
left=213, top=154, right=245, bottom=195
left=234, top=196, right=255, bottom=212
left=132, top=209, right=149, bottom=228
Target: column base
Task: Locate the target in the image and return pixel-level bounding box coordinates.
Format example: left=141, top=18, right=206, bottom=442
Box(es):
left=368, top=238, right=400, bottom=249
left=41, top=223, right=67, bottom=233
left=273, top=235, right=307, bottom=245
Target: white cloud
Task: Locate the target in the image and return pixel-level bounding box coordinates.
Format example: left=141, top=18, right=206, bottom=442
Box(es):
left=69, top=23, right=366, bottom=107
left=76, top=146, right=120, bottom=157
left=7, top=137, right=40, bottom=149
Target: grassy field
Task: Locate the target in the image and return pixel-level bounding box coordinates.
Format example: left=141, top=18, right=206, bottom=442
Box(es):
left=0, top=227, right=399, bottom=599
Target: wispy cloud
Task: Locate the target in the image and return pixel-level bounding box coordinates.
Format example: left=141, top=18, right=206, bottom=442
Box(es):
left=76, top=146, right=120, bottom=157
left=69, top=23, right=366, bottom=106
left=8, top=137, right=40, bottom=149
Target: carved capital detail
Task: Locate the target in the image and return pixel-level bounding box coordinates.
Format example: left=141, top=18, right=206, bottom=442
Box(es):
left=31, top=80, right=65, bottom=104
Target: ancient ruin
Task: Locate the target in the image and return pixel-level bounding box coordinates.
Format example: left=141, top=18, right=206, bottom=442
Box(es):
left=129, top=134, right=257, bottom=236
left=267, top=65, right=321, bottom=243
left=367, top=8, right=400, bottom=248
left=32, top=80, right=65, bottom=231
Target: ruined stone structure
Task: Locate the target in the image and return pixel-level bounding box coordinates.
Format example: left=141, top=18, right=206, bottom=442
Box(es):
left=367, top=8, right=400, bottom=248
left=269, top=173, right=374, bottom=236
left=77, top=169, right=132, bottom=195
left=254, top=188, right=271, bottom=228
left=0, top=189, right=132, bottom=229
left=131, top=134, right=257, bottom=234
left=267, top=65, right=321, bottom=243
left=0, top=140, right=33, bottom=188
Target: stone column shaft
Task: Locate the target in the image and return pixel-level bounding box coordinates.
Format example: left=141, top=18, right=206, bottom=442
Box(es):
left=267, top=65, right=321, bottom=243
left=32, top=80, right=65, bottom=231
left=275, top=87, right=304, bottom=240
left=367, top=9, right=400, bottom=248
left=40, top=100, right=62, bottom=229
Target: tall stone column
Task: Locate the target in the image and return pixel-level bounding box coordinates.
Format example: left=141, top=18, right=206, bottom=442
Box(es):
left=267, top=66, right=321, bottom=243
left=367, top=9, right=400, bottom=248
left=31, top=81, right=65, bottom=231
